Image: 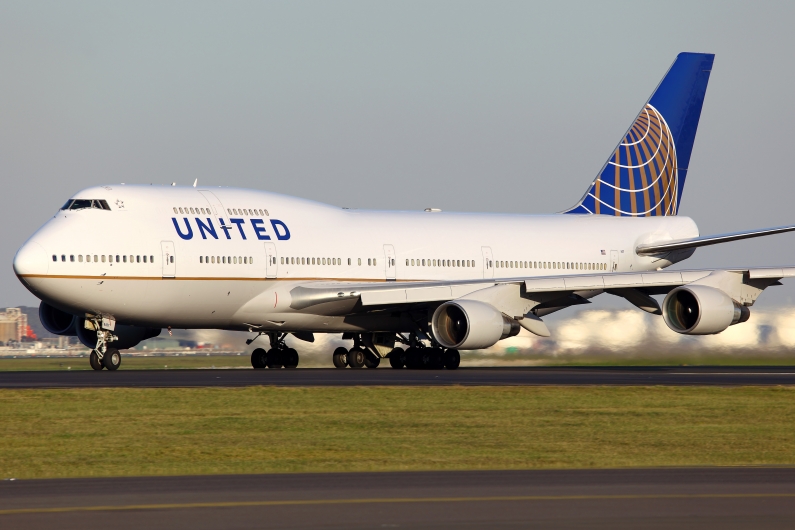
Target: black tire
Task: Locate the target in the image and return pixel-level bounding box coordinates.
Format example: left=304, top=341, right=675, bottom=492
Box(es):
left=266, top=349, right=283, bottom=369
left=332, top=347, right=348, bottom=368
left=388, top=347, right=405, bottom=369
left=102, top=348, right=121, bottom=371
left=405, top=347, right=420, bottom=369
left=444, top=348, right=460, bottom=370
left=347, top=348, right=365, bottom=369
left=251, top=348, right=267, bottom=369
left=89, top=350, right=103, bottom=371
left=363, top=352, right=380, bottom=368
left=430, top=348, right=445, bottom=369
left=282, top=348, right=299, bottom=369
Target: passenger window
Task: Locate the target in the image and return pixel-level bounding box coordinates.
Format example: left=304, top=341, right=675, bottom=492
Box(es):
left=358, top=258, right=361, bottom=266
left=173, top=207, right=178, bottom=214
left=70, top=255, right=75, bottom=262
left=52, top=255, right=57, bottom=262
left=136, top=256, right=140, bottom=263
left=227, top=209, right=232, bottom=215
left=200, top=256, right=203, bottom=263
left=250, top=257, right=253, bottom=264
left=373, top=259, right=377, bottom=266
left=150, top=255, right=153, bottom=263
left=78, top=255, right=83, bottom=262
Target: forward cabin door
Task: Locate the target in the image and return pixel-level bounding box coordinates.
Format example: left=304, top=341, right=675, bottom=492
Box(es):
left=610, top=250, right=619, bottom=272
left=264, top=242, right=278, bottom=279
left=161, top=241, right=176, bottom=278
left=198, top=190, right=229, bottom=230
left=383, top=245, right=396, bottom=281
left=481, top=246, right=494, bottom=279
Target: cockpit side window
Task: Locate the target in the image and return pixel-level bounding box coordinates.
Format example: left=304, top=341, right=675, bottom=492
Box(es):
left=68, top=199, right=93, bottom=210
left=61, top=199, right=112, bottom=211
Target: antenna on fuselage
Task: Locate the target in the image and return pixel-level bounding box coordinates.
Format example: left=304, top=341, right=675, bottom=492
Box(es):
left=193, top=179, right=197, bottom=188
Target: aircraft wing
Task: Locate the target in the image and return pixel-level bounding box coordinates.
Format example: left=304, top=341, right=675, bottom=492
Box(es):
left=636, top=225, right=795, bottom=255
left=290, top=266, right=795, bottom=311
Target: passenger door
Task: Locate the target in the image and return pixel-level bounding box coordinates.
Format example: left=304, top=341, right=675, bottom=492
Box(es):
left=161, top=241, right=176, bottom=278
left=383, top=244, right=396, bottom=281
left=610, top=250, right=619, bottom=272
left=198, top=190, right=229, bottom=230
left=481, top=246, right=494, bottom=279
left=264, top=242, right=278, bottom=279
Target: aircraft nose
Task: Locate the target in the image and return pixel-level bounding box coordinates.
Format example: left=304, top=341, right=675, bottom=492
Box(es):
left=13, top=240, right=49, bottom=276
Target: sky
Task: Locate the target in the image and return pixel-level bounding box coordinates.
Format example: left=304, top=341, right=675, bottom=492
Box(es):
left=2, top=1, right=795, bottom=309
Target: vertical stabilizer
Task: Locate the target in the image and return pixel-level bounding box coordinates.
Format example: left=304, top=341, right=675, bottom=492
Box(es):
left=565, top=52, right=714, bottom=216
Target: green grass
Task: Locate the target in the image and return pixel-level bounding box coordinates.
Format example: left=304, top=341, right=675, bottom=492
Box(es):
left=0, top=354, right=253, bottom=371
left=2, top=386, right=795, bottom=479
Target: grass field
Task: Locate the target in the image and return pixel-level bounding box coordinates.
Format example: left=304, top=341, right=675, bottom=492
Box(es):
left=2, top=386, right=794, bottom=479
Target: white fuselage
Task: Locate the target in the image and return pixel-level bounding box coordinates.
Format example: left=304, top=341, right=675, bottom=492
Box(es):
left=14, top=185, right=699, bottom=332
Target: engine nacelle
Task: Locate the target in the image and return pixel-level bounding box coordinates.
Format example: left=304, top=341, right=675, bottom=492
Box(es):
left=39, top=302, right=78, bottom=336
left=432, top=300, right=520, bottom=350
left=76, top=321, right=162, bottom=350
left=663, top=285, right=750, bottom=335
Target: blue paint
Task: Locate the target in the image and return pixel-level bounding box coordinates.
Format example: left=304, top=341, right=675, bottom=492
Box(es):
left=172, top=217, right=193, bottom=240
left=250, top=219, right=271, bottom=240
left=230, top=218, right=247, bottom=239
left=270, top=219, right=291, bottom=240
left=195, top=218, right=218, bottom=239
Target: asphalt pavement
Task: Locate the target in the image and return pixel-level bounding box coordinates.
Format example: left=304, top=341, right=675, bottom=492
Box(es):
left=2, top=468, right=794, bottom=529
left=1, top=366, right=795, bottom=388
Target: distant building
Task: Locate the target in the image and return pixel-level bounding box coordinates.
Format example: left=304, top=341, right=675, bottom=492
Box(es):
left=0, top=308, right=34, bottom=343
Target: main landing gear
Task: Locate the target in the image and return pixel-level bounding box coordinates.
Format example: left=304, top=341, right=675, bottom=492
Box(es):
left=251, top=332, right=299, bottom=369
left=331, top=334, right=459, bottom=370
left=386, top=346, right=459, bottom=370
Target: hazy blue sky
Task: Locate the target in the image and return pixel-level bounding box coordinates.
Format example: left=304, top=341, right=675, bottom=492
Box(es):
left=2, top=1, right=795, bottom=308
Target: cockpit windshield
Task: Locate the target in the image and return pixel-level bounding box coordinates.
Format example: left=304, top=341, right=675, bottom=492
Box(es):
left=61, top=199, right=111, bottom=211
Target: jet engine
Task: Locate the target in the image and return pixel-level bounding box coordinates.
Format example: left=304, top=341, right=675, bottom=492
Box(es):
left=431, top=300, right=520, bottom=350
left=76, top=322, right=161, bottom=350
left=39, top=302, right=78, bottom=336
left=662, top=285, right=750, bottom=335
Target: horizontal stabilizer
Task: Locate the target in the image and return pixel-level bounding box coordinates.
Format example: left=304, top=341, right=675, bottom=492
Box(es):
left=636, top=224, right=795, bottom=255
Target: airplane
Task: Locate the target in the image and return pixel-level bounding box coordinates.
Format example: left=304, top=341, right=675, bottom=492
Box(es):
left=12, top=52, right=795, bottom=371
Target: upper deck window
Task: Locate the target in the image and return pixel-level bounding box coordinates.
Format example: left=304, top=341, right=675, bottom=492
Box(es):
left=61, top=199, right=111, bottom=211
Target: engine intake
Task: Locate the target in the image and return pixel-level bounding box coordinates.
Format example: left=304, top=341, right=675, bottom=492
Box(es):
left=663, top=285, right=750, bottom=335
left=432, top=300, right=520, bottom=350
left=39, top=302, right=78, bottom=336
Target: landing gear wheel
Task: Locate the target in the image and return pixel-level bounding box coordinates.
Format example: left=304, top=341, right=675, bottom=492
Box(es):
left=388, top=348, right=405, bottom=369
left=347, top=348, right=365, bottom=369
left=444, top=348, right=460, bottom=370
left=363, top=352, right=380, bottom=369
left=266, top=349, right=283, bottom=369
left=332, top=347, right=348, bottom=368
left=281, top=348, right=299, bottom=369
left=90, top=350, right=104, bottom=371
left=251, top=348, right=267, bottom=369
left=102, top=348, right=121, bottom=371
left=405, top=347, right=421, bottom=369
left=429, top=348, right=445, bottom=370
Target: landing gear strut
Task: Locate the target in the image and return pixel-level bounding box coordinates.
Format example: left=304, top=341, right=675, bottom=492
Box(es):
left=88, top=319, right=120, bottom=371
left=251, top=333, right=300, bottom=369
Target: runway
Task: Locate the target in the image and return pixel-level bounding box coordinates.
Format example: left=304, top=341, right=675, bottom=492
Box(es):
left=1, top=366, right=795, bottom=389
left=2, top=467, right=794, bottom=529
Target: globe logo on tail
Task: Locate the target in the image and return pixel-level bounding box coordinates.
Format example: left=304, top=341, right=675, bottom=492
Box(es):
left=568, top=104, right=678, bottom=216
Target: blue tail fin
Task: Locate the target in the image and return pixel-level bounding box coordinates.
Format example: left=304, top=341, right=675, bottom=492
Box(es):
left=565, top=52, right=714, bottom=216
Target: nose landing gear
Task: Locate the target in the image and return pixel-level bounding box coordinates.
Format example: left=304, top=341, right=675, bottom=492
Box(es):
left=88, top=319, right=120, bottom=371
